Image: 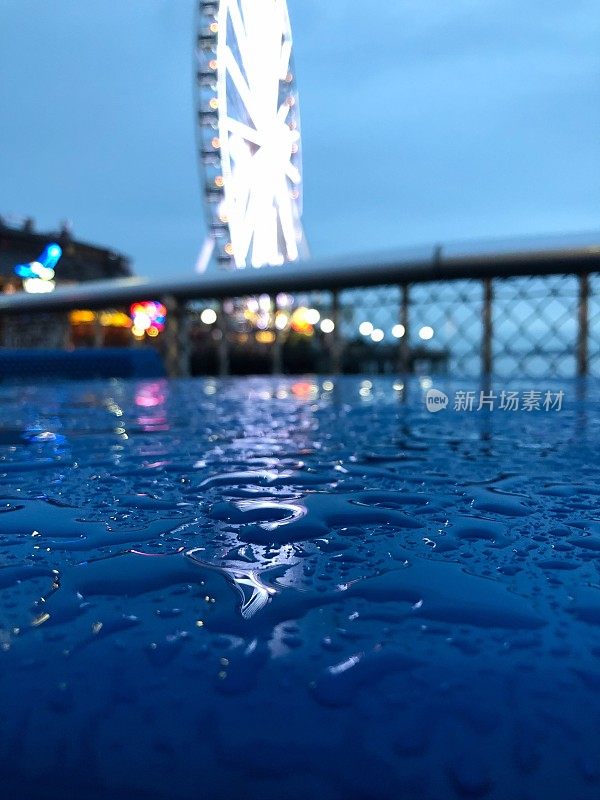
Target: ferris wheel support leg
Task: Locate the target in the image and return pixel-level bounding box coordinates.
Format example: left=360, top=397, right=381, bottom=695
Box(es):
left=195, top=236, right=216, bottom=274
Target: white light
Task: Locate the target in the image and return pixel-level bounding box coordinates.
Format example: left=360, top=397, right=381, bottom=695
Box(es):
left=134, top=312, right=152, bottom=331
left=200, top=308, right=217, bottom=325
left=419, top=326, right=435, bottom=341
left=30, top=262, right=55, bottom=281
left=392, top=324, right=406, bottom=339
left=258, top=294, right=271, bottom=312
left=276, top=293, right=292, bottom=308
left=23, top=278, right=55, bottom=294
left=322, top=381, right=334, bottom=391
left=359, top=321, right=373, bottom=336
left=275, top=312, right=289, bottom=331
left=320, top=318, right=335, bottom=334
left=305, top=308, right=320, bottom=325
left=371, top=328, right=384, bottom=343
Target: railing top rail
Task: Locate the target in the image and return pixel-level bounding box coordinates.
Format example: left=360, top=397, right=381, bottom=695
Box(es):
left=0, top=242, right=599, bottom=315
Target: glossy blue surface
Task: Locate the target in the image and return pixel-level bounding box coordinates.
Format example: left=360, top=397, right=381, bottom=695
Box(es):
left=0, top=377, right=599, bottom=799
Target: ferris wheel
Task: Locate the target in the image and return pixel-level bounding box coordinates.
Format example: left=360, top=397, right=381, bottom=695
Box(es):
left=195, top=0, right=307, bottom=270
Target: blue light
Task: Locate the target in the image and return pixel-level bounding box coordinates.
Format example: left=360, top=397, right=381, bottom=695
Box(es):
left=15, top=264, right=36, bottom=279
left=41, top=243, right=62, bottom=269
left=14, top=242, right=62, bottom=279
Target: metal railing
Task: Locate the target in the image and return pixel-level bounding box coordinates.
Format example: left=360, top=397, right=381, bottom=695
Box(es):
left=1, top=237, right=599, bottom=379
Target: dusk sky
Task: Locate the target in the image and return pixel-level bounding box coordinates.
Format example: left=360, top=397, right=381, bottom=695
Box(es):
left=1, top=0, right=599, bottom=278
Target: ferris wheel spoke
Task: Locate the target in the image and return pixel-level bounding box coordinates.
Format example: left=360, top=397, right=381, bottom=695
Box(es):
left=237, top=176, right=264, bottom=265
left=252, top=200, right=278, bottom=268
left=276, top=179, right=299, bottom=262
left=231, top=161, right=252, bottom=212
left=226, top=117, right=262, bottom=147
left=279, top=40, right=292, bottom=81
left=227, top=171, right=251, bottom=250
left=226, top=0, right=253, bottom=78
left=277, top=103, right=291, bottom=124
left=276, top=0, right=293, bottom=78
left=285, top=162, right=302, bottom=186
left=224, top=46, right=261, bottom=128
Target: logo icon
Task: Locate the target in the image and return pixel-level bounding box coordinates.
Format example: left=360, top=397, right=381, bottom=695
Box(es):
left=425, top=388, right=449, bottom=413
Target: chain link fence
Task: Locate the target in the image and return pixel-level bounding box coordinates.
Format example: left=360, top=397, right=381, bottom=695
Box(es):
left=175, top=273, right=597, bottom=379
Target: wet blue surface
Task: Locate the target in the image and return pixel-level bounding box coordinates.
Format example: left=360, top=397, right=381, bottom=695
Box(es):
left=0, top=377, right=599, bottom=799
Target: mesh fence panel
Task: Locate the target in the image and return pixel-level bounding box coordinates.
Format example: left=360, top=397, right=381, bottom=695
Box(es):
left=338, top=286, right=401, bottom=374
left=492, top=275, right=579, bottom=379
left=410, top=280, right=482, bottom=377
left=180, top=276, right=599, bottom=378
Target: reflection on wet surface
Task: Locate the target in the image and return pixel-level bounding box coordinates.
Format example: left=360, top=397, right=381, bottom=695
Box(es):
left=1, top=377, right=600, bottom=799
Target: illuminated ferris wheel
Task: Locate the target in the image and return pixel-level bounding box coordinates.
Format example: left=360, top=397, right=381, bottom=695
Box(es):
left=196, top=0, right=307, bottom=270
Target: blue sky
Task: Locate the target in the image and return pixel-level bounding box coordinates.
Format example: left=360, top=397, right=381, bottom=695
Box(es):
left=0, top=0, right=599, bottom=278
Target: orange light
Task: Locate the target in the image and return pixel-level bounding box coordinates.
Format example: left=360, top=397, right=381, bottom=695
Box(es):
left=291, top=381, right=315, bottom=399
left=290, top=306, right=314, bottom=335
left=255, top=331, right=276, bottom=344
left=69, top=309, right=95, bottom=324
left=99, top=311, right=132, bottom=328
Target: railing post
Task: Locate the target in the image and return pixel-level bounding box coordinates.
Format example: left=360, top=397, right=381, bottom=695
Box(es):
left=63, top=312, right=73, bottom=349
left=577, top=273, right=589, bottom=378
left=482, top=278, right=493, bottom=377
left=93, top=313, right=103, bottom=348
left=163, top=296, right=191, bottom=378
left=272, top=296, right=283, bottom=375
left=217, top=300, right=230, bottom=377
left=163, top=295, right=179, bottom=378
left=330, top=290, right=342, bottom=375
left=399, top=283, right=410, bottom=373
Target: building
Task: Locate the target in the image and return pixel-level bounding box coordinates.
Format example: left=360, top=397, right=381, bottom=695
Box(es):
left=0, top=216, right=133, bottom=348
left=0, top=216, right=131, bottom=290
